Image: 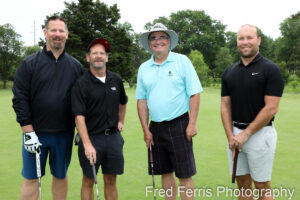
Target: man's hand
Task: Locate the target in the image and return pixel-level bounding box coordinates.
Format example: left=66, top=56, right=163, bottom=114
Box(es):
left=84, top=143, right=97, bottom=165
left=24, top=132, right=42, bottom=153
left=232, top=130, right=251, bottom=151
left=186, top=123, right=197, bottom=142
left=144, top=130, right=154, bottom=148
left=118, top=121, right=124, bottom=132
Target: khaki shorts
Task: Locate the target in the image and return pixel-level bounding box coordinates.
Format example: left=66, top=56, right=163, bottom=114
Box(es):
left=228, top=125, right=277, bottom=182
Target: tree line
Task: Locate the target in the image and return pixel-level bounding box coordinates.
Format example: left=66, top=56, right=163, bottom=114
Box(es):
left=0, top=0, right=299, bottom=90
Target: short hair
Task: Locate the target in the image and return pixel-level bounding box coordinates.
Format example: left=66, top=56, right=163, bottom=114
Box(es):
left=239, top=24, right=259, bottom=37
left=44, top=16, right=68, bottom=31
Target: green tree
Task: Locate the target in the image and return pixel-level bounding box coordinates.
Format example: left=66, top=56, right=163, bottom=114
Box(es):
left=188, top=50, right=210, bottom=86
left=214, top=47, right=233, bottom=78
left=257, top=29, right=275, bottom=60
left=0, top=24, right=23, bottom=89
left=225, top=31, right=239, bottom=62
left=146, top=10, right=226, bottom=71
left=43, top=0, right=134, bottom=83
left=130, top=33, right=151, bottom=87
left=22, top=45, right=41, bottom=58
left=276, top=61, right=290, bottom=84
left=278, top=11, right=300, bottom=75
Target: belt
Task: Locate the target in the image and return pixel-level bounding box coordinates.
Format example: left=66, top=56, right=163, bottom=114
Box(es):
left=233, top=121, right=272, bottom=130
left=99, top=128, right=117, bottom=135
left=151, top=112, right=189, bottom=125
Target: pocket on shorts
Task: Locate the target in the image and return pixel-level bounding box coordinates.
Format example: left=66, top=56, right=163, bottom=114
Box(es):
left=118, top=132, right=125, bottom=145
left=264, top=127, right=277, bottom=149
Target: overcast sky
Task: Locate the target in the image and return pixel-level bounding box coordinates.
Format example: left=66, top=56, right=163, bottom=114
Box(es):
left=0, top=0, right=299, bottom=46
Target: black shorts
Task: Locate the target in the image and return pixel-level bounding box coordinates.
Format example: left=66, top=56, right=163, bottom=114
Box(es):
left=78, top=131, right=124, bottom=178
left=148, top=113, right=196, bottom=178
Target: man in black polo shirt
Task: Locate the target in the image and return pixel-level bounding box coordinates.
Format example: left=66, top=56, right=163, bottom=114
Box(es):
left=72, top=38, right=127, bottom=200
left=221, top=24, right=284, bottom=200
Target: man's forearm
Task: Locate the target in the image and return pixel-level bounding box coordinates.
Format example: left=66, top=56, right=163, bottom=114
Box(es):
left=189, top=94, right=200, bottom=125
left=137, top=99, right=149, bottom=133
left=221, top=97, right=233, bottom=141
left=21, top=125, right=34, bottom=134
left=75, top=115, right=91, bottom=146
left=245, top=96, right=281, bottom=136
left=119, top=104, right=126, bottom=124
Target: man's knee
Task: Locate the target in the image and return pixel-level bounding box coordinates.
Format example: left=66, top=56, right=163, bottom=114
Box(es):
left=179, top=177, right=193, bottom=186
left=162, top=173, right=175, bottom=181
left=103, top=174, right=117, bottom=186
left=82, top=175, right=95, bottom=188
left=254, top=181, right=271, bottom=189
left=23, top=178, right=38, bottom=185
left=236, top=174, right=253, bottom=189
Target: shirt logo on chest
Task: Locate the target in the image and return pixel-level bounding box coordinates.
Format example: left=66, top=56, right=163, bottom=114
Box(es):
left=111, top=86, right=116, bottom=91
left=251, top=72, right=259, bottom=75
left=168, top=71, right=173, bottom=77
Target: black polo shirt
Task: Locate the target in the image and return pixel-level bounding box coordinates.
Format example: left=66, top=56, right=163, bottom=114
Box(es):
left=71, top=70, right=128, bottom=135
left=221, top=53, right=284, bottom=123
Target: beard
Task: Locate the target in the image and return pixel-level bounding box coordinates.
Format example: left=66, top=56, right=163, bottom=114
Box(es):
left=49, top=39, right=65, bottom=50
left=239, top=47, right=259, bottom=58
left=91, top=60, right=106, bottom=69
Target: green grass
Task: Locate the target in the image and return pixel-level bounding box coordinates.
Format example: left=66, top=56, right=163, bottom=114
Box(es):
left=0, top=87, right=299, bottom=199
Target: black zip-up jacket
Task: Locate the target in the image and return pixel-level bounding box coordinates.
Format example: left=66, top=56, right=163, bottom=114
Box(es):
left=12, top=46, right=83, bottom=134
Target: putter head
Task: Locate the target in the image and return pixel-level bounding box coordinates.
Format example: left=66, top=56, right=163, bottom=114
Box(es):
left=74, top=133, right=80, bottom=145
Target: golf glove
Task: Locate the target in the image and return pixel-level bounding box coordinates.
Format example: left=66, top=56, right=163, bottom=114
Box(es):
left=24, top=131, right=42, bottom=153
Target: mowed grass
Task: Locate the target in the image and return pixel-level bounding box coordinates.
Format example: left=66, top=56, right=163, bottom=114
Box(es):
left=0, top=87, right=299, bottom=199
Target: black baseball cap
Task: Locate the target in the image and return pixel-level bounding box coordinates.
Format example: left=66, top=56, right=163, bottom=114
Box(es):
left=86, top=38, right=110, bottom=52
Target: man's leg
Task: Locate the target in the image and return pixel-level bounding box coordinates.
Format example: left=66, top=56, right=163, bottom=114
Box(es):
left=81, top=174, right=94, bottom=200
left=236, top=174, right=254, bottom=200
left=52, top=176, right=68, bottom=200
left=20, top=178, right=39, bottom=200
left=103, top=174, right=117, bottom=200
left=254, top=181, right=273, bottom=200
left=178, top=177, right=195, bottom=200
left=161, top=173, right=177, bottom=200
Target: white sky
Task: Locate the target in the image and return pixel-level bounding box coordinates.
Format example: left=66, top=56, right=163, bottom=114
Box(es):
left=0, top=0, right=299, bottom=46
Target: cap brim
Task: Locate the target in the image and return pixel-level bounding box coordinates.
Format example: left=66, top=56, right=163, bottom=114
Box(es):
left=87, top=38, right=110, bottom=52
left=140, top=30, right=178, bottom=53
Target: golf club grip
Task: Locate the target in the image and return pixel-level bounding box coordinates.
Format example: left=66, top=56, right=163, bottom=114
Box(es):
left=92, top=164, right=98, bottom=184
left=149, top=145, right=153, bottom=162
left=232, top=148, right=239, bottom=183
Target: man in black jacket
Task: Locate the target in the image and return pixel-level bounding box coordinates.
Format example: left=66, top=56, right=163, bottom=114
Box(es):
left=12, top=16, right=83, bottom=200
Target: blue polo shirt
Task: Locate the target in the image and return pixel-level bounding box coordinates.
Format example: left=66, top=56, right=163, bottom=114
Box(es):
left=136, top=51, right=202, bottom=122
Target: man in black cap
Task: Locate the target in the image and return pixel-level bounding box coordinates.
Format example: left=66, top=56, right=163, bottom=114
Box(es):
left=72, top=38, right=128, bottom=200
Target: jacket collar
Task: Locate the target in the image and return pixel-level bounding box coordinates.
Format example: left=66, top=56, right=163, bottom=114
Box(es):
left=43, top=46, right=66, bottom=60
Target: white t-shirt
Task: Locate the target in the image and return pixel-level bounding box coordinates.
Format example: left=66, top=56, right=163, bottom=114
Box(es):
left=96, top=76, right=106, bottom=83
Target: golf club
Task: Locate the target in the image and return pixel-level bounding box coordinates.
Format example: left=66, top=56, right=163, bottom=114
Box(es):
left=231, top=148, right=239, bottom=200
left=149, top=145, right=156, bottom=200
left=35, top=148, right=42, bottom=200
left=92, top=163, right=100, bottom=200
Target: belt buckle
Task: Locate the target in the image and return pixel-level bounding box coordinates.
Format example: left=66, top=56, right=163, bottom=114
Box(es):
left=104, top=129, right=110, bottom=135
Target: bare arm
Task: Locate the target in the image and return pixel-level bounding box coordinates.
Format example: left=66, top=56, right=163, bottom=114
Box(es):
left=221, top=96, right=234, bottom=144
left=137, top=99, right=153, bottom=147
left=221, top=96, right=237, bottom=159
left=21, top=125, right=34, bottom=134
left=186, top=93, right=200, bottom=141
left=75, top=115, right=96, bottom=165
left=118, top=104, right=127, bottom=131
left=234, top=95, right=281, bottom=150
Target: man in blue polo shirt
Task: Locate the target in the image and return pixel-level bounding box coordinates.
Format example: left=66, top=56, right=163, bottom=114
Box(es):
left=136, top=23, right=202, bottom=199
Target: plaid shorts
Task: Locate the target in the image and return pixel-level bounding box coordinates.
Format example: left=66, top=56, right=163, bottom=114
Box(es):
left=148, top=113, right=196, bottom=178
